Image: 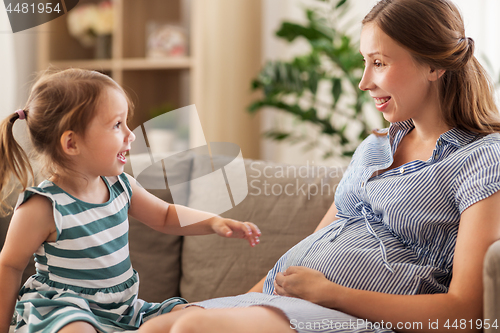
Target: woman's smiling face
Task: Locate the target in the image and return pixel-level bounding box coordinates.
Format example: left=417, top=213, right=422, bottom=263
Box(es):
left=359, top=23, right=439, bottom=124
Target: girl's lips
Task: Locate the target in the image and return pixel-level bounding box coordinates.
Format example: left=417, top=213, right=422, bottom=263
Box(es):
left=117, top=150, right=128, bottom=164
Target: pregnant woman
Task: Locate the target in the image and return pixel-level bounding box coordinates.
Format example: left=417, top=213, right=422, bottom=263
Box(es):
left=140, top=0, right=500, bottom=332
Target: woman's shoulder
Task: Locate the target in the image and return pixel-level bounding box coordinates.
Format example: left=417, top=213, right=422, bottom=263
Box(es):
left=452, top=132, right=500, bottom=179
left=462, top=132, right=500, bottom=156
left=479, top=132, right=500, bottom=145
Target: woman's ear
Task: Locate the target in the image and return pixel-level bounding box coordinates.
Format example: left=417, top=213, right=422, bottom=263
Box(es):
left=60, top=130, right=79, bottom=156
left=428, top=68, right=446, bottom=81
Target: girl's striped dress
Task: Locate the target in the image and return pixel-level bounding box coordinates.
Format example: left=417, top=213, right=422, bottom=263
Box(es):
left=14, top=173, right=186, bottom=333
left=193, top=119, right=500, bottom=333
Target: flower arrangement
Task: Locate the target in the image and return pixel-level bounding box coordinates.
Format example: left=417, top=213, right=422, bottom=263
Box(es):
left=67, top=1, right=114, bottom=47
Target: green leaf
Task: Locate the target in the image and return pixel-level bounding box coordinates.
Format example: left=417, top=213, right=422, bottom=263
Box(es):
left=336, top=0, right=348, bottom=9
left=332, top=78, right=342, bottom=106
left=276, top=22, right=332, bottom=43
left=247, top=100, right=266, bottom=113
left=264, top=130, right=291, bottom=141
left=308, top=70, right=319, bottom=95
left=342, top=150, right=355, bottom=157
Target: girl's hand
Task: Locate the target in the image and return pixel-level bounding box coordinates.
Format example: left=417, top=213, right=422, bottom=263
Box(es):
left=211, top=217, right=261, bottom=247
left=273, top=266, right=332, bottom=305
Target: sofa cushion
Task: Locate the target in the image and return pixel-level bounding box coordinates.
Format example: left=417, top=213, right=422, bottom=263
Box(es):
left=128, top=211, right=182, bottom=303
left=483, top=239, right=500, bottom=325
left=180, top=158, right=343, bottom=302
left=125, top=153, right=193, bottom=303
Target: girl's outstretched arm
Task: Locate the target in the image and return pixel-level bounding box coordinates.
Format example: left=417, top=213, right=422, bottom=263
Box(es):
left=125, top=173, right=260, bottom=247
left=0, top=195, right=56, bottom=333
left=274, top=190, right=500, bottom=333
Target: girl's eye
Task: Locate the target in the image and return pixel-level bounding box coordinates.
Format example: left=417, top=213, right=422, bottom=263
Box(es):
left=374, top=60, right=383, bottom=68
left=114, top=122, right=121, bottom=129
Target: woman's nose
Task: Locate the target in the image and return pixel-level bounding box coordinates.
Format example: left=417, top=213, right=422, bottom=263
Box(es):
left=358, top=68, right=374, bottom=91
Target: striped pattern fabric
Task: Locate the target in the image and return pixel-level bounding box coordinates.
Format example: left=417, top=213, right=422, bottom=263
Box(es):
left=195, top=119, right=500, bottom=333
left=14, top=174, right=186, bottom=332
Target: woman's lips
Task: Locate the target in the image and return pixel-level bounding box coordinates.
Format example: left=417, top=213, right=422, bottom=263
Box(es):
left=374, top=96, right=391, bottom=111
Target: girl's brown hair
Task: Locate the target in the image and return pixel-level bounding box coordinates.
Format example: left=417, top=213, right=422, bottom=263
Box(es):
left=0, top=68, right=134, bottom=215
left=364, top=0, right=500, bottom=134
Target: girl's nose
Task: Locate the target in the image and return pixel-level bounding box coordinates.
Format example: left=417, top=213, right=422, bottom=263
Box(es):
left=126, top=126, right=136, bottom=143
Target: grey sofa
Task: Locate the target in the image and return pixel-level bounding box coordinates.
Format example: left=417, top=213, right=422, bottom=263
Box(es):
left=2, top=153, right=499, bottom=330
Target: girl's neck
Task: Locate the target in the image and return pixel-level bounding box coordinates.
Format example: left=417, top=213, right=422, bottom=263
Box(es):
left=50, top=173, right=109, bottom=204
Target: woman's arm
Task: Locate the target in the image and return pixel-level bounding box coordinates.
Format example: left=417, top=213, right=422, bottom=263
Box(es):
left=0, top=195, right=55, bottom=333
left=125, top=174, right=260, bottom=246
left=247, top=276, right=266, bottom=293
left=314, top=200, right=339, bottom=232
left=275, top=190, right=500, bottom=332
left=247, top=200, right=340, bottom=293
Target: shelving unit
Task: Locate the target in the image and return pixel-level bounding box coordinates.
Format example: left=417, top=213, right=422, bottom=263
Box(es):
left=38, top=0, right=195, bottom=132
left=38, top=0, right=263, bottom=159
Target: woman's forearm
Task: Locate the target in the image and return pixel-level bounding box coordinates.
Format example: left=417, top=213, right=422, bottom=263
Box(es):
left=323, top=284, right=481, bottom=333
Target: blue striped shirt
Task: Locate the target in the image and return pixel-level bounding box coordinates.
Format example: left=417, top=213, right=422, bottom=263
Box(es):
left=263, top=119, right=500, bottom=295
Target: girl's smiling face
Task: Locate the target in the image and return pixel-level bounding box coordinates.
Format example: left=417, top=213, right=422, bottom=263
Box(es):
left=76, top=87, right=136, bottom=177
left=359, top=23, right=440, bottom=124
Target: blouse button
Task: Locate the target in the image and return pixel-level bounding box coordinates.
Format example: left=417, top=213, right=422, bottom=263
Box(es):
left=438, top=140, right=442, bottom=146
left=361, top=181, right=365, bottom=187
left=400, top=167, right=405, bottom=174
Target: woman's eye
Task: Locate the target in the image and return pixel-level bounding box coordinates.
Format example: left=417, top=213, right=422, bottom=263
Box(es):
left=374, top=60, right=383, bottom=67
left=114, top=122, right=121, bottom=129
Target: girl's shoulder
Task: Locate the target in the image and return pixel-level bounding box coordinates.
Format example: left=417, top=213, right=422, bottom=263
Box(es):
left=15, top=180, right=61, bottom=208
left=104, top=173, right=133, bottom=200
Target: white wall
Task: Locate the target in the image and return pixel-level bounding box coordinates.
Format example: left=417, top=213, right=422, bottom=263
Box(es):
left=0, top=7, right=17, bottom=120
left=261, top=0, right=500, bottom=165
left=0, top=4, right=40, bottom=145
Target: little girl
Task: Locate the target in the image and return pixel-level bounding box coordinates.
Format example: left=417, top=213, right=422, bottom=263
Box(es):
left=0, top=68, right=261, bottom=333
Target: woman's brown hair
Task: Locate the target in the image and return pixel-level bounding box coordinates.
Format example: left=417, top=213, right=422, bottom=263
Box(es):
left=0, top=68, right=134, bottom=215
left=364, top=0, right=500, bottom=134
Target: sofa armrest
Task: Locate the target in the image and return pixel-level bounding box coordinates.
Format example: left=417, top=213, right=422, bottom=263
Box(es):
left=483, top=239, right=500, bottom=330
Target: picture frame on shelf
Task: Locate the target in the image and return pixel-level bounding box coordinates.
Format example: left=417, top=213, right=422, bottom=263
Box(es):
left=146, top=22, right=187, bottom=58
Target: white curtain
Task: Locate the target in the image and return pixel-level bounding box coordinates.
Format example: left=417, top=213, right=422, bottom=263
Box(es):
left=0, top=5, right=17, bottom=120
left=454, top=0, right=500, bottom=98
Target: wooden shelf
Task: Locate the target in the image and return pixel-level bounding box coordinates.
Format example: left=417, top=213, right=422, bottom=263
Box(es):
left=49, top=60, right=114, bottom=71
left=121, top=57, right=192, bottom=70
left=49, top=57, right=192, bottom=71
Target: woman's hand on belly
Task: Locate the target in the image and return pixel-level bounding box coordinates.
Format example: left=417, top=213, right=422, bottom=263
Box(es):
left=273, top=266, right=336, bottom=306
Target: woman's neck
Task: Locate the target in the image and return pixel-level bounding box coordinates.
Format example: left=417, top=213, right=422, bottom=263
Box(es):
left=410, top=111, right=452, bottom=147
left=409, top=83, right=452, bottom=146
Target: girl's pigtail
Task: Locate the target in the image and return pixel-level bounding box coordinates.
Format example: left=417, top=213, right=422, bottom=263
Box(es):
left=0, top=111, right=34, bottom=216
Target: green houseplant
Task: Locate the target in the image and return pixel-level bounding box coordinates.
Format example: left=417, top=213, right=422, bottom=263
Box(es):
left=249, top=0, right=381, bottom=159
